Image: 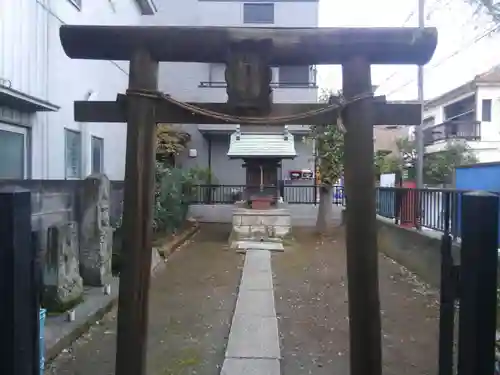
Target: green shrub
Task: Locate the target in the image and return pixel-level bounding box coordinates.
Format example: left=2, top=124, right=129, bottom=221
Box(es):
left=114, top=164, right=208, bottom=237
left=153, top=164, right=196, bottom=234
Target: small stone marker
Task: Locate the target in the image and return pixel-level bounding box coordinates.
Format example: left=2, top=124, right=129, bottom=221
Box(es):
left=42, top=222, right=83, bottom=312
left=79, top=174, right=113, bottom=287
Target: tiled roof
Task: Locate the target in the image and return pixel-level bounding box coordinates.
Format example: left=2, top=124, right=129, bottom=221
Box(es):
left=475, top=65, right=500, bottom=83
left=227, top=132, right=296, bottom=158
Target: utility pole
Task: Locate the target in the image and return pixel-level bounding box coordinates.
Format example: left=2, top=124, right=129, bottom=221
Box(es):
left=416, top=0, right=425, bottom=187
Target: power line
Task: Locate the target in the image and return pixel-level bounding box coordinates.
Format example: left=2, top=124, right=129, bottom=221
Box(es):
left=377, top=0, right=463, bottom=89
left=416, top=0, right=425, bottom=188
left=403, top=9, right=417, bottom=25
left=386, top=23, right=500, bottom=96
left=376, top=1, right=442, bottom=89
left=35, top=0, right=128, bottom=76
left=425, top=0, right=453, bottom=18
left=375, top=9, right=419, bottom=88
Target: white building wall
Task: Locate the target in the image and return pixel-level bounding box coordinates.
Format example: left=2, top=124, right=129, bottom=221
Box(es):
left=196, top=1, right=318, bottom=27
left=44, top=0, right=145, bottom=180
left=423, top=86, right=500, bottom=162
left=150, top=0, right=319, bottom=104
left=1, top=0, right=146, bottom=180
left=476, top=86, right=500, bottom=142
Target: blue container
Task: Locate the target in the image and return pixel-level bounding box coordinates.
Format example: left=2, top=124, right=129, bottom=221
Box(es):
left=40, top=309, right=46, bottom=375
left=333, top=186, right=344, bottom=204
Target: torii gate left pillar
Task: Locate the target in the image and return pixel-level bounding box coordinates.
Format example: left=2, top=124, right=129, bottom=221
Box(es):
left=59, top=25, right=437, bottom=375
left=116, top=49, right=158, bottom=375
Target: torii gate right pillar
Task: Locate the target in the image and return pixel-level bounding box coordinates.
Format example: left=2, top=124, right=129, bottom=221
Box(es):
left=342, top=56, right=381, bottom=375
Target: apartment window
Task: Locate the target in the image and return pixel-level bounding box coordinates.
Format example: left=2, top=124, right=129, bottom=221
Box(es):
left=91, top=136, right=104, bottom=174
left=243, top=3, right=274, bottom=24
left=482, top=99, right=492, bottom=122
left=68, top=0, right=82, bottom=9
left=279, top=66, right=310, bottom=87
left=0, top=124, right=27, bottom=179
left=65, top=129, right=82, bottom=179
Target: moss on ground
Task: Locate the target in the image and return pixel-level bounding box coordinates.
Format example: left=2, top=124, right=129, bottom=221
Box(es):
left=160, top=348, right=201, bottom=375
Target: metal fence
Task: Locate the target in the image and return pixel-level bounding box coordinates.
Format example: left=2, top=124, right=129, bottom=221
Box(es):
left=189, top=184, right=491, bottom=239
left=377, top=187, right=500, bottom=374
left=189, top=184, right=345, bottom=205
left=376, top=187, right=470, bottom=239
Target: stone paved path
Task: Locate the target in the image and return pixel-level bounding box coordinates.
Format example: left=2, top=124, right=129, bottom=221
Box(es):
left=222, top=250, right=280, bottom=375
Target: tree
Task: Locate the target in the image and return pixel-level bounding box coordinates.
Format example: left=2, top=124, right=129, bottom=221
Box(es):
left=309, top=89, right=345, bottom=233
left=465, top=0, right=500, bottom=24
left=424, top=141, right=479, bottom=184
left=374, top=149, right=395, bottom=176
left=156, top=124, right=190, bottom=166
left=389, top=136, right=478, bottom=185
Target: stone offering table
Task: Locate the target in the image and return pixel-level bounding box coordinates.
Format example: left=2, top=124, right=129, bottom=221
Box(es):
left=229, top=207, right=291, bottom=250
left=249, top=195, right=274, bottom=210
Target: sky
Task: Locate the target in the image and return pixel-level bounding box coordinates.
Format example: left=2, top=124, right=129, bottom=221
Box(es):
left=316, top=0, right=500, bottom=101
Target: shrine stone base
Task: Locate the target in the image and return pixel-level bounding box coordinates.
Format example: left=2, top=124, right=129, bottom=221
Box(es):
left=229, top=207, right=291, bottom=251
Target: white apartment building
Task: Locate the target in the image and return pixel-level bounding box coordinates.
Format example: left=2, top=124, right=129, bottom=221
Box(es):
left=423, top=65, right=500, bottom=162
left=148, top=0, right=320, bottom=185
left=0, top=0, right=156, bottom=180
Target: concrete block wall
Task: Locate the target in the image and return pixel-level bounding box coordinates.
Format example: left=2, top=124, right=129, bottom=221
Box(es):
left=0, top=179, right=124, bottom=264
left=376, top=217, right=460, bottom=288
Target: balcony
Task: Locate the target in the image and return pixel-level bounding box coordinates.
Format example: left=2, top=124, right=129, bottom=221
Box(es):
left=198, top=81, right=318, bottom=89
left=423, top=120, right=481, bottom=147
left=197, top=81, right=318, bottom=104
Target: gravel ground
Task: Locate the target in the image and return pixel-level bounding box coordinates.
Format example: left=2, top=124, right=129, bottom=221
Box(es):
left=45, top=224, right=243, bottom=375
left=273, top=226, right=440, bottom=375
left=45, top=223, right=439, bottom=375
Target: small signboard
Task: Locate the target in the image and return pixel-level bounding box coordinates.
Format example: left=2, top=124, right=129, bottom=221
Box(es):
left=289, top=170, right=302, bottom=180
left=288, top=169, right=314, bottom=180
left=380, top=173, right=396, bottom=187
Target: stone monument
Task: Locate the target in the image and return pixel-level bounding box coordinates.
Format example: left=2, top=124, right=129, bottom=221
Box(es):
left=43, top=222, right=84, bottom=311
left=79, top=174, right=113, bottom=286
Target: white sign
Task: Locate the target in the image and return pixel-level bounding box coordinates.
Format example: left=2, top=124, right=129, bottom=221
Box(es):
left=380, top=173, right=396, bottom=187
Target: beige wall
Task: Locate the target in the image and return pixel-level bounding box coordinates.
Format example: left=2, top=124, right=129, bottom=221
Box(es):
left=374, top=126, right=407, bottom=154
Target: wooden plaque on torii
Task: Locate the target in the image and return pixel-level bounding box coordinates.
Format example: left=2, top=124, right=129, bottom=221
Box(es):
left=59, top=25, right=437, bottom=375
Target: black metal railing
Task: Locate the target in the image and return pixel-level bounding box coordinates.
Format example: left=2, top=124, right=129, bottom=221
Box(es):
left=375, top=187, right=475, bottom=239
left=189, top=184, right=497, bottom=240
left=423, top=120, right=481, bottom=146
left=189, top=184, right=345, bottom=205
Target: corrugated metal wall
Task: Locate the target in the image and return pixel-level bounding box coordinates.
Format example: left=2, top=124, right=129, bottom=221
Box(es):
left=0, top=0, right=49, bottom=100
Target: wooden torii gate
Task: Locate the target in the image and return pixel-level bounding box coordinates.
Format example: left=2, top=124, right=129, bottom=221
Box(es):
left=59, top=25, right=437, bottom=375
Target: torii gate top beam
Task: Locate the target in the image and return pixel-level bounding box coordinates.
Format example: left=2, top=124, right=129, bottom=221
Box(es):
left=59, top=25, right=437, bottom=66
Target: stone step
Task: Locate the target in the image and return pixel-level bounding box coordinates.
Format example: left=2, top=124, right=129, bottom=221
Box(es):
left=225, top=315, right=280, bottom=359
left=221, top=358, right=280, bottom=375
left=232, top=241, right=284, bottom=252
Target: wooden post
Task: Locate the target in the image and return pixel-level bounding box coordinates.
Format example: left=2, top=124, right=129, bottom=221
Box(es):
left=342, top=56, right=382, bottom=375
left=0, top=188, right=37, bottom=375
left=115, top=49, right=159, bottom=375
left=457, top=192, right=499, bottom=375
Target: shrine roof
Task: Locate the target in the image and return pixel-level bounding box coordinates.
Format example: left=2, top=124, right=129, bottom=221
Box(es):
left=227, top=132, right=296, bottom=159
